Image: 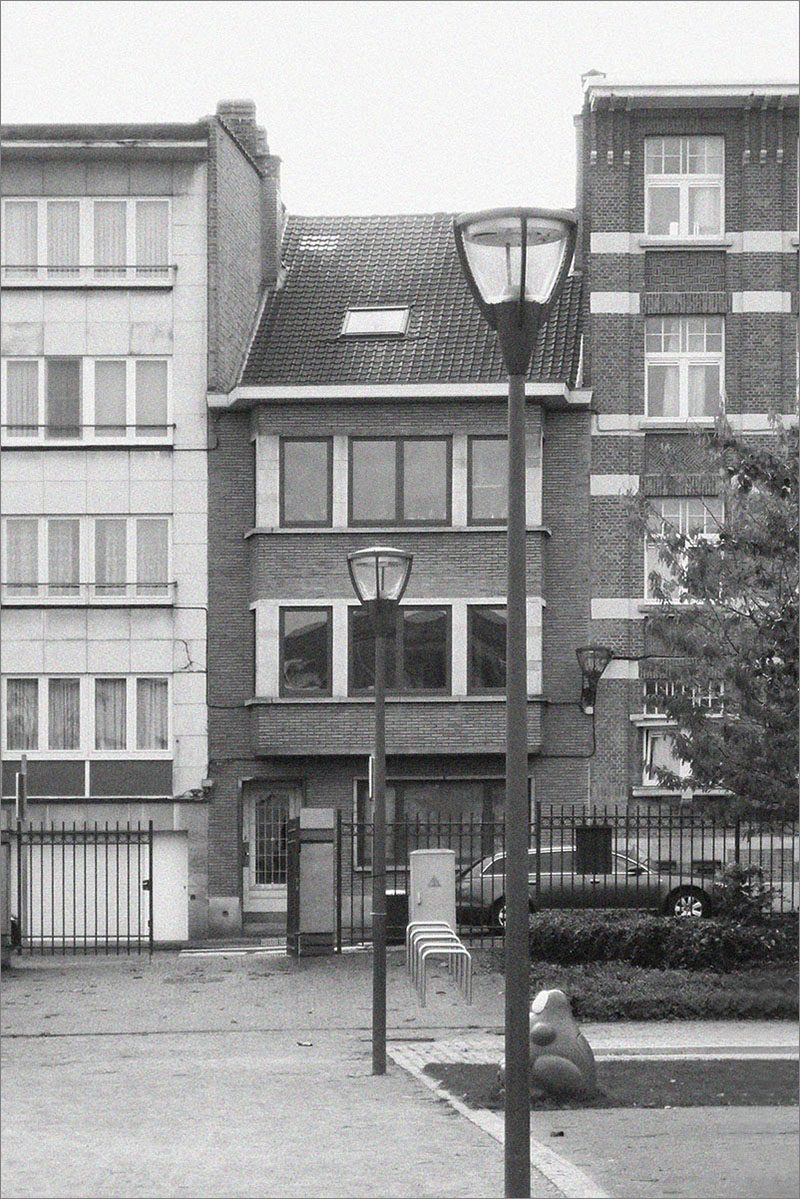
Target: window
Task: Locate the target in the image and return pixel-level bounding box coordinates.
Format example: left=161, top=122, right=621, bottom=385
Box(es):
left=468, top=437, right=507, bottom=523
left=643, top=678, right=723, bottom=715
left=468, top=606, right=506, bottom=692
left=643, top=728, right=690, bottom=787
left=2, top=676, right=170, bottom=756
left=645, top=496, right=723, bottom=598
left=342, top=307, right=409, bottom=336
left=1, top=197, right=172, bottom=283
left=645, top=317, right=723, bottom=420
left=280, top=438, right=332, bottom=527
left=349, top=437, right=450, bottom=525
left=280, top=608, right=332, bottom=696
left=2, top=515, right=170, bottom=602
left=645, top=136, right=724, bottom=237
left=1, top=357, right=171, bottom=443
left=349, top=605, right=450, bottom=695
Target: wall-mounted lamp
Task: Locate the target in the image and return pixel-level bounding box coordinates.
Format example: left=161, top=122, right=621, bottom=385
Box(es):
left=576, top=646, right=613, bottom=715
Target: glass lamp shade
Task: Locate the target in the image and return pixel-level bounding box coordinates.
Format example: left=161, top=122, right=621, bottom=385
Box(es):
left=454, top=208, right=576, bottom=313
left=576, top=646, right=613, bottom=683
left=347, top=546, right=413, bottom=604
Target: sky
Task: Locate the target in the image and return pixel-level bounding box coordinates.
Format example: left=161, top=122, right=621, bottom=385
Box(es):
left=1, top=0, right=797, bottom=215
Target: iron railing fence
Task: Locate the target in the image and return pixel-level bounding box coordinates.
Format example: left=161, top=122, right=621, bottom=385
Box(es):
left=335, top=807, right=799, bottom=948
left=9, top=821, right=154, bottom=955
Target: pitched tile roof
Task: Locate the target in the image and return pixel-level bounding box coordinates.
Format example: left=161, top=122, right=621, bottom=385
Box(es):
left=241, top=213, right=583, bottom=387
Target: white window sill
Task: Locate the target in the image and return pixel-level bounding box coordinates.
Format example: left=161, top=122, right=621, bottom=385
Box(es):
left=1, top=436, right=175, bottom=450
left=2, top=590, right=176, bottom=607
left=247, top=694, right=543, bottom=705
left=1, top=265, right=177, bottom=288
left=245, top=525, right=551, bottom=537
left=2, top=751, right=174, bottom=761
left=637, top=237, right=732, bottom=251
left=639, top=417, right=717, bottom=430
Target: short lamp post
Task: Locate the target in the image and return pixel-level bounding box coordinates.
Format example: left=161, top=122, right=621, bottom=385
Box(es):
left=347, top=546, right=413, bottom=1076
left=454, top=208, right=576, bottom=1199
left=576, top=646, right=614, bottom=715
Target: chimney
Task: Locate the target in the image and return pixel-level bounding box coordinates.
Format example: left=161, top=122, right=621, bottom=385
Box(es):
left=216, top=100, right=283, bottom=288
left=216, top=99, right=260, bottom=157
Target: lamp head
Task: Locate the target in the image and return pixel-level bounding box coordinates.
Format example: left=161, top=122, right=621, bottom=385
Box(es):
left=576, top=645, right=613, bottom=714
left=347, top=546, right=413, bottom=605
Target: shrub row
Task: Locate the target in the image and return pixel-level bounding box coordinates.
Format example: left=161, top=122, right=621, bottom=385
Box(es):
left=527, top=911, right=798, bottom=971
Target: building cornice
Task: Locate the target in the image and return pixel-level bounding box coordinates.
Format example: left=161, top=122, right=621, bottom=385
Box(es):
left=210, top=383, right=593, bottom=408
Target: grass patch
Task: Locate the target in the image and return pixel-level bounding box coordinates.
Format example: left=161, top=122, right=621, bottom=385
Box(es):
left=424, top=1059, right=799, bottom=1111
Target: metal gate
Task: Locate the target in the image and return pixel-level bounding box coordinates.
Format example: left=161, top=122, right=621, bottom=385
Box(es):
left=11, top=821, right=154, bottom=955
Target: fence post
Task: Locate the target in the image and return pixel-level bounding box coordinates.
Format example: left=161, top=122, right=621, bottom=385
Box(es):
left=147, top=821, right=154, bottom=956
left=734, top=818, right=741, bottom=865
left=534, top=795, right=542, bottom=904
left=335, top=808, right=343, bottom=955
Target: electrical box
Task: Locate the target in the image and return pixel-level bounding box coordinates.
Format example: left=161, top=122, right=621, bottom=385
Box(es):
left=409, top=849, right=456, bottom=929
left=287, top=808, right=336, bottom=956
left=574, top=824, right=613, bottom=875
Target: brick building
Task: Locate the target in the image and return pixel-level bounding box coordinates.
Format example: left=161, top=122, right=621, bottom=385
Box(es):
left=0, top=101, right=278, bottom=940
left=578, top=79, right=799, bottom=806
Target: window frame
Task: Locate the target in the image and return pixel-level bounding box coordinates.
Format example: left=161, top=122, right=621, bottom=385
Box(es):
left=348, top=603, right=452, bottom=697
left=279, top=606, right=333, bottom=698
left=1, top=674, right=171, bottom=759
left=1, top=514, right=173, bottom=605
left=644, top=317, right=725, bottom=422
left=644, top=136, right=725, bottom=239
left=0, top=197, right=174, bottom=286
left=279, top=436, right=333, bottom=528
left=641, top=725, right=691, bottom=788
left=644, top=495, right=724, bottom=600
left=467, top=435, right=507, bottom=525
left=348, top=435, right=452, bottom=527
left=1, top=356, right=173, bottom=446
left=467, top=604, right=507, bottom=695
left=341, top=306, right=410, bottom=337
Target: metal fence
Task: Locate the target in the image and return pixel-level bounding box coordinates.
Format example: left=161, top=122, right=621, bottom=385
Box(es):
left=335, top=807, right=799, bottom=947
left=8, top=821, right=154, bottom=955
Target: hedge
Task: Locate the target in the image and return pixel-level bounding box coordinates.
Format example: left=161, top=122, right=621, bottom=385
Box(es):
left=527, top=910, right=798, bottom=971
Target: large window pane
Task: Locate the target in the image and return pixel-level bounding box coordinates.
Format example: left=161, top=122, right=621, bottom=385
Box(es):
left=136, top=678, right=168, bottom=749
left=469, top=606, right=506, bottom=692
left=646, top=363, right=680, bottom=417
left=95, top=519, right=127, bottom=596
left=688, top=186, right=721, bottom=236
left=688, top=363, right=721, bottom=417
left=135, top=360, right=168, bottom=436
left=46, top=201, right=79, bottom=277
left=402, top=439, right=448, bottom=522
left=6, top=519, right=38, bottom=596
left=48, top=519, right=80, bottom=596
left=281, top=439, right=331, bottom=526
left=48, top=678, right=80, bottom=750
left=94, top=360, right=127, bottom=435
left=280, top=608, right=331, bottom=695
left=3, top=201, right=37, bottom=276
left=136, top=518, right=169, bottom=596
left=6, top=678, right=38, bottom=750
left=135, top=201, right=169, bottom=277
left=469, top=438, right=507, bottom=522
left=95, top=678, right=127, bottom=750
left=349, top=607, right=397, bottom=693
left=6, top=360, right=39, bottom=436
left=401, top=607, right=449, bottom=692
left=94, top=201, right=126, bottom=277
left=351, top=440, right=396, bottom=522
left=46, top=359, right=81, bottom=438
left=646, top=187, right=680, bottom=236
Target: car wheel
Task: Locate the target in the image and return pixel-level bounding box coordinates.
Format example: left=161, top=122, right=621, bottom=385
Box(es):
left=491, top=897, right=536, bottom=931
left=666, top=886, right=711, bottom=918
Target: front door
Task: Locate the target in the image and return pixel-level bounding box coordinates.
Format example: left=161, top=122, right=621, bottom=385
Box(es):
left=242, top=782, right=302, bottom=915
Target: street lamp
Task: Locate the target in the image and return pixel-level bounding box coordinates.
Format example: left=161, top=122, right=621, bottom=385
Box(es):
left=347, top=546, right=413, bottom=1076
left=576, top=646, right=614, bottom=715
left=454, top=207, right=576, bottom=1199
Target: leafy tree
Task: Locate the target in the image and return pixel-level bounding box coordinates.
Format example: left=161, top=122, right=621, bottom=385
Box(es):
left=639, top=418, right=798, bottom=819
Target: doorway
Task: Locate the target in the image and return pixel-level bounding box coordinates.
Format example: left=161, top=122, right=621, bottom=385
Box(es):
left=242, top=781, right=302, bottom=916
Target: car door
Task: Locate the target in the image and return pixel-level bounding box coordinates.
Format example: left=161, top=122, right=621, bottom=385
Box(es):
left=587, top=852, right=664, bottom=909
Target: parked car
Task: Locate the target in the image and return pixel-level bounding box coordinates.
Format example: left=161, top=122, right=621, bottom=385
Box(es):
left=456, top=845, right=714, bottom=928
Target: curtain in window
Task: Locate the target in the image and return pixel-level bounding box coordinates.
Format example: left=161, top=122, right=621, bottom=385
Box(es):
left=6, top=679, right=38, bottom=750
left=46, top=201, right=79, bottom=276
left=4, top=201, right=37, bottom=275
left=48, top=678, right=80, bottom=750
left=134, top=360, right=168, bottom=436
left=6, top=519, right=38, bottom=596
left=688, top=364, right=720, bottom=417
left=647, top=364, right=679, bottom=418
left=136, top=519, right=168, bottom=596
left=93, top=201, right=126, bottom=276
left=135, top=201, right=168, bottom=276
left=95, top=678, right=127, bottom=750
left=6, top=360, right=39, bottom=436
left=688, top=187, right=721, bottom=236
left=48, top=519, right=80, bottom=596
left=136, top=678, right=168, bottom=749
left=94, top=360, right=127, bottom=436
left=46, top=359, right=81, bottom=438
left=95, top=519, right=127, bottom=595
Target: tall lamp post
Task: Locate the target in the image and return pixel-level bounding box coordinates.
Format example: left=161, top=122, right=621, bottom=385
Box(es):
left=454, top=208, right=576, bottom=1199
left=347, top=546, right=413, bottom=1076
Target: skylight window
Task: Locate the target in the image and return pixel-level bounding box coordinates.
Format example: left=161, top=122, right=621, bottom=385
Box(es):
left=341, top=307, right=410, bottom=336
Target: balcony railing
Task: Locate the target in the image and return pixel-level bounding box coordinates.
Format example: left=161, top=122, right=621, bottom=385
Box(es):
left=1, top=581, right=176, bottom=605
left=1, top=264, right=176, bottom=287
left=1, top=423, right=175, bottom=447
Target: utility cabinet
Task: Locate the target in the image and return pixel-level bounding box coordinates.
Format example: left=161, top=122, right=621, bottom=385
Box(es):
left=286, top=809, right=336, bottom=956
left=409, top=849, right=456, bottom=929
